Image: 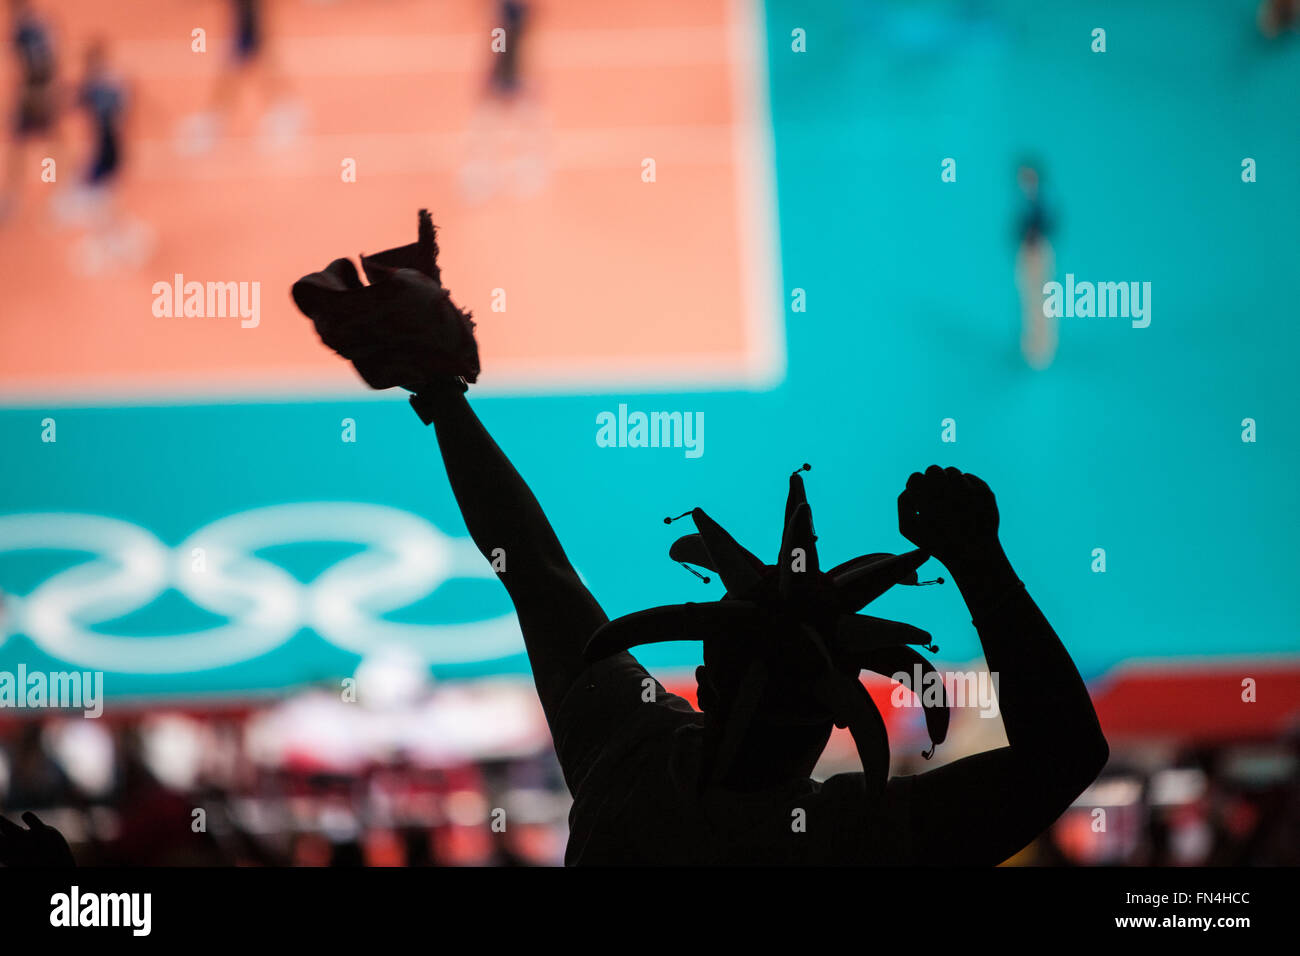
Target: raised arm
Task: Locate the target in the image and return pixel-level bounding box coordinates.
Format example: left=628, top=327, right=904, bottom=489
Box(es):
left=290, top=212, right=608, bottom=727
left=408, top=380, right=608, bottom=718
left=896, top=466, right=1109, bottom=865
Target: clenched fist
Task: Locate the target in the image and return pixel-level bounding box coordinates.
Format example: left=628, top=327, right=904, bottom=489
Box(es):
left=897, top=466, right=1000, bottom=571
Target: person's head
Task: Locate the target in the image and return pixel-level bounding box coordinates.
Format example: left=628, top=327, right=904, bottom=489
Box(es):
left=83, top=36, right=108, bottom=74
left=695, top=630, right=836, bottom=787
left=1017, top=161, right=1041, bottom=198
left=587, top=472, right=945, bottom=793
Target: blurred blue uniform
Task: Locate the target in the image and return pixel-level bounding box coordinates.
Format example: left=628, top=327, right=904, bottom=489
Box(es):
left=489, top=1, right=528, bottom=95
left=12, top=11, right=56, bottom=136
left=233, top=0, right=261, bottom=63
left=79, top=74, right=124, bottom=184
left=1018, top=194, right=1051, bottom=246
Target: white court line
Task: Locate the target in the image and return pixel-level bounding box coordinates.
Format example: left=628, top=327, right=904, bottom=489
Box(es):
left=0, top=351, right=768, bottom=407
left=134, top=125, right=738, bottom=180
left=728, top=0, right=786, bottom=391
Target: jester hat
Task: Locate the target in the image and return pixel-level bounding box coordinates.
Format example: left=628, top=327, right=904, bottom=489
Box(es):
left=583, top=467, right=949, bottom=798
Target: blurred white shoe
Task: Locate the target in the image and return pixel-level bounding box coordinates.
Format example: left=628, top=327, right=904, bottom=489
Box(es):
left=511, top=152, right=548, bottom=198
left=458, top=159, right=498, bottom=204
left=107, top=218, right=155, bottom=269
left=259, top=99, right=306, bottom=151
left=175, top=111, right=223, bottom=156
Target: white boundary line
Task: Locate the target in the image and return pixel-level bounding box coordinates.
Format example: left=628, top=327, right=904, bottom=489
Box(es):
left=729, top=0, right=786, bottom=391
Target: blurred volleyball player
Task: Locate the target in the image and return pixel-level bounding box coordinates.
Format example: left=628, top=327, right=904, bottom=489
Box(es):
left=79, top=40, right=123, bottom=192
left=460, top=1, right=548, bottom=202
left=56, top=38, right=151, bottom=273
left=1259, top=0, right=1299, bottom=37
left=1014, top=161, right=1056, bottom=370
left=176, top=0, right=303, bottom=155
left=489, top=1, right=528, bottom=97
left=1, top=0, right=62, bottom=221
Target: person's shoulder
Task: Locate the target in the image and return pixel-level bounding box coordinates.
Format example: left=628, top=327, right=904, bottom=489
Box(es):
left=556, top=651, right=699, bottom=724
left=551, top=652, right=701, bottom=790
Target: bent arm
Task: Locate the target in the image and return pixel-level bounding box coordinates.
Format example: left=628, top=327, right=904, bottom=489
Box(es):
left=907, top=542, right=1109, bottom=865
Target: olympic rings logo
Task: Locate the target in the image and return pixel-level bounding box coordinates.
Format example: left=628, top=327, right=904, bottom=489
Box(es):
left=0, top=503, right=524, bottom=673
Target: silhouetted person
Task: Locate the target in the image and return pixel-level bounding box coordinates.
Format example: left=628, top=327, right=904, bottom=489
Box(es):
left=292, top=211, right=1109, bottom=864
left=52, top=36, right=153, bottom=273
left=488, top=1, right=529, bottom=99
left=0, top=811, right=74, bottom=867
left=2, top=0, right=62, bottom=220
left=460, top=1, right=547, bottom=200
left=1015, top=160, right=1056, bottom=369
left=1260, top=0, right=1299, bottom=37
left=174, top=0, right=301, bottom=155
left=77, top=39, right=123, bottom=190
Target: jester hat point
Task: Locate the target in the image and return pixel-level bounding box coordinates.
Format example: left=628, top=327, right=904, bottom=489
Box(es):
left=583, top=466, right=950, bottom=796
